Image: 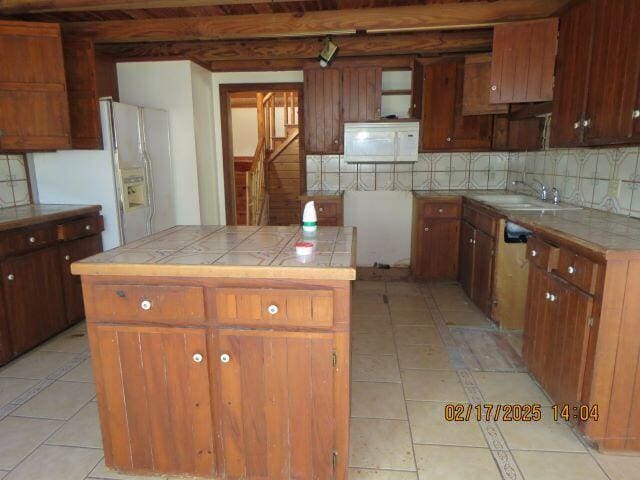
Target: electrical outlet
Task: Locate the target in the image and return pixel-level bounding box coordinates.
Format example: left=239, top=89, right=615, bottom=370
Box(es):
left=607, top=179, right=622, bottom=197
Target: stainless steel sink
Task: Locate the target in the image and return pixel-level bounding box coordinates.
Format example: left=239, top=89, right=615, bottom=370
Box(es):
left=472, top=193, right=583, bottom=212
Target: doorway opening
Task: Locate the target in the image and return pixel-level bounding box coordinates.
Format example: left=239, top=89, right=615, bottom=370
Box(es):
left=220, top=83, right=304, bottom=226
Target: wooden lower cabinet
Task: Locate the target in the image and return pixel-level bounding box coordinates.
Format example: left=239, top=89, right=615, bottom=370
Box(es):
left=2, top=247, right=66, bottom=354
left=218, top=330, right=335, bottom=479
left=89, top=325, right=215, bottom=477
left=471, top=229, right=494, bottom=313
left=459, top=220, right=475, bottom=295
left=85, top=276, right=351, bottom=479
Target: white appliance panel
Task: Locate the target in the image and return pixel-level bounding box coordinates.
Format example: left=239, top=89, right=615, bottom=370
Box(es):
left=141, top=107, right=176, bottom=234
left=344, top=122, right=419, bottom=163
left=112, top=102, right=144, bottom=170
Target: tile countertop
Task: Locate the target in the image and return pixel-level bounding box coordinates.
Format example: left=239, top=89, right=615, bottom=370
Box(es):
left=414, top=190, right=640, bottom=256
left=300, top=190, right=344, bottom=200
left=71, top=225, right=357, bottom=281
left=0, top=204, right=101, bottom=232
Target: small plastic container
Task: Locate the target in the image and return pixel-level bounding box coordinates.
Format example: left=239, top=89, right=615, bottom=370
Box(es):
left=295, top=241, right=314, bottom=256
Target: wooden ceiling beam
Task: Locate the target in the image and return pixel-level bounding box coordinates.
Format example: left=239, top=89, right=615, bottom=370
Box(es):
left=97, top=30, right=493, bottom=63
left=0, top=0, right=313, bottom=14
left=62, top=0, right=570, bottom=43
left=208, top=55, right=415, bottom=72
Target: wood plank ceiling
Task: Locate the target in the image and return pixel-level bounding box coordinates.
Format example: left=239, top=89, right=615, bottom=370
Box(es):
left=0, top=0, right=570, bottom=71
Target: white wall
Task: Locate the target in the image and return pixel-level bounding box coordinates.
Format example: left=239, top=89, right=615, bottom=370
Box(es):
left=231, top=107, right=259, bottom=157
left=117, top=61, right=202, bottom=224
left=190, top=62, right=220, bottom=224
left=211, top=71, right=303, bottom=224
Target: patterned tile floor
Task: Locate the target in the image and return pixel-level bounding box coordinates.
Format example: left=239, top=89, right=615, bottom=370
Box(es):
left=0, top=281, right=638, bottom=479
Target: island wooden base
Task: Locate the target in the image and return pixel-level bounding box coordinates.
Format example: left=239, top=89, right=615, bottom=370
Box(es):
left=82, top=274, right=351, bottom=480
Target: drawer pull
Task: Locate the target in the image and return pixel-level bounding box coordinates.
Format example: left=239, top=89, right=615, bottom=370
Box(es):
left=192, top=353, right=203, bottom=363
left=567, top=266, right=576, bottom=275
left=29, top=236, right=36, bottom=243
left=64, top=255, right=70, bottom=261
left=318, top=207, right=324, bottom=213
left=7, top=274, right=14, bottom=281
left=531, top=250, right=538, bottom=257
left=85, top=225, right=92, bottom=231
left=424, top=227, right=429, bottom=232
left=267, top=304, right=279, bottom=315
left=438, top=208, right=444, bottom=213
left=140, top=300, right=152, bottom=310
left=220, top=353, right=230, bottom=363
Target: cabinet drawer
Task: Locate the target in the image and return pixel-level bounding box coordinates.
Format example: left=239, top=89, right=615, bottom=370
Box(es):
left=527, top=237, right=559, bottom=271
left=554, top=249, right=599, bottom=294
left=474, top=210, right=496, bottom=237
left=57, top=215, right=103, bottom=241
left=423, top=202, right=460, bottom=218
left=216, top=288, right=333, bottom=328
left=0, top=225, right=57, bottom=256
left=86, top=284, right=206, bottom=324
left=318, top=217, right=339, bottom=226
left=315, top=202, right=338, bottom=218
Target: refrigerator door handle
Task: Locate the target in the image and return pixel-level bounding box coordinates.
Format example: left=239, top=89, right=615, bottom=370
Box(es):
left=140, top=109, right=155, bottom=236
left=105, top=99, right=126, bottom=246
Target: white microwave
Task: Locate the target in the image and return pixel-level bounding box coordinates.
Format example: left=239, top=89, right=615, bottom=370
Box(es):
left=343, top=121, right=420, bottom=163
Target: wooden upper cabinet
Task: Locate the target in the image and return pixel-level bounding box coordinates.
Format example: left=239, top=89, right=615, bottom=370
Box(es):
left=342, top=66, right=381, bottom=122
left=303, top=68, right=342, bottom=154
left=549, top=0, right=595, bottom=148
left=493, top=114, right=544, bottom=151
left=583, top=0, right=640, bottom=144
left=0, top=20, right=71, bottom=152
left=419, top=59, right=457, bottom=150
left=451, top=61, right=492, bottom=150
left=489, top=18, right=559, bottom=104
left=462, top=54, right=508, bottom=116
left=63, top=38, right=120, bottom=150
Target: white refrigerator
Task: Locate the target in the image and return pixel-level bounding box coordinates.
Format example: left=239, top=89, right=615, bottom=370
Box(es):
left=32, top=99, right=176, bottom=250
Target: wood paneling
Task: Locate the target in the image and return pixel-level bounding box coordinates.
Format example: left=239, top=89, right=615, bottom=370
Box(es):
left=304, top=68, right=341, bottom=154
left=462, top=53, right=508, bottom=116
left=2, top=246, right=65, bottom=354
left=217, top=329, right=335, bottom=480
left=89, top=324, right=215, bottom=477
left=489, top=18, right=558, bottom=104
left=268, top=137, right=301, bottom=226
left=61, top=1, right=571, bottom=43
left=549, top=0, right=594, bottom=148
left=342, top=66, right=381, bottom=122
left=492, top=114, right=544, bottom=151
left=0, top=20, right=70, bottom=152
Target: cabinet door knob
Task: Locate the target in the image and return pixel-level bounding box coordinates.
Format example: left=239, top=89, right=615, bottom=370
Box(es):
left=531, top=250, right=538, bottom=257
left=491, top=85, right=497, bottom=91
left=446, top=137, right=452, bottom=142
left=582, top=119, right=591, bottom=127
left=549, top=294, right=557, bottom=302
left=220, top=353, right=230, bottom=363
left=140, top=300, right=152, bottom=310
left=545, top=292, right=551, bottom=300
left=29, top=236, right=36, bottom=243
left=573, top=121, right=581, bottom=130
left=7, top=274, right=14, bottom=281
left=334, top=139, right=338, bottom=144
left=438, top=208, right=444, bottom=213
left=318, top=207, right=324, bottom=212
left=64, top=255, right=70, bottom=261
left=567, top=266, right=576, bottom=274
left=85, top=225, right=92, bottom=231
left=424, top=227, right=429, bottom=232
left=192, top=353, right=203, bottom=363
left=267, top=304, right=279, bottom=315
left=469, top=238, right=474, bottom=244
left=632, top=109, right=640, bottom=119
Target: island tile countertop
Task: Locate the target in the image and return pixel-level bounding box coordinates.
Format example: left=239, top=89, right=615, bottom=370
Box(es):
left=71, top=225, right=356, bottom=280
left=414, top=189, right=640, bottom=255
left=0, top=204, right=101, bottom=232
left=299, top=190, right=344, bottom=200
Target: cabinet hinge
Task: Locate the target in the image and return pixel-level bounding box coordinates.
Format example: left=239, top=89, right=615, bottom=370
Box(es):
left=587, top=317, right=594, bottom=327
left=332, top=351, right=337, bottom=368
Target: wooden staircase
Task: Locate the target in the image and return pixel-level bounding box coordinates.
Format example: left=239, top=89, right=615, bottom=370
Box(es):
left=244, top=90, right=299, bottom=226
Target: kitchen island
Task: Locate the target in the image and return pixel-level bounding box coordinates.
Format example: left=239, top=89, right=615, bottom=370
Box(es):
left=71, top=225, right=356, bottom=479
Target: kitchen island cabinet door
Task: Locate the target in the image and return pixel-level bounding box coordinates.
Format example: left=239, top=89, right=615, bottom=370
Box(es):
left=218, top=330, right=336, bottom=480
left=59, top=234, right=102, bottom=326
left=89, top=325, right=215, bottom=478
left=2, top=246, right=66, bottom=354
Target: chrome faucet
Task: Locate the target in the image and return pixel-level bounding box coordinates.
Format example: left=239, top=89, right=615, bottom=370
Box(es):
left=511, top=180, right=549, bottom=201
left=551, top=187, right=561, bottom=205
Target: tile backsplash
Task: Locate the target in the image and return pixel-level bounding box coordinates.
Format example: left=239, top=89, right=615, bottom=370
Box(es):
left=306, top=152, right=510, bottom=192
left=507, top=146, right=640, bottom=217
left=0, top=155, right=31, bottom=208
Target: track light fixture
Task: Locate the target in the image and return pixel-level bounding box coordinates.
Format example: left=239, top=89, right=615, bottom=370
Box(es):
left=319, top=36, right=339, bottom=68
